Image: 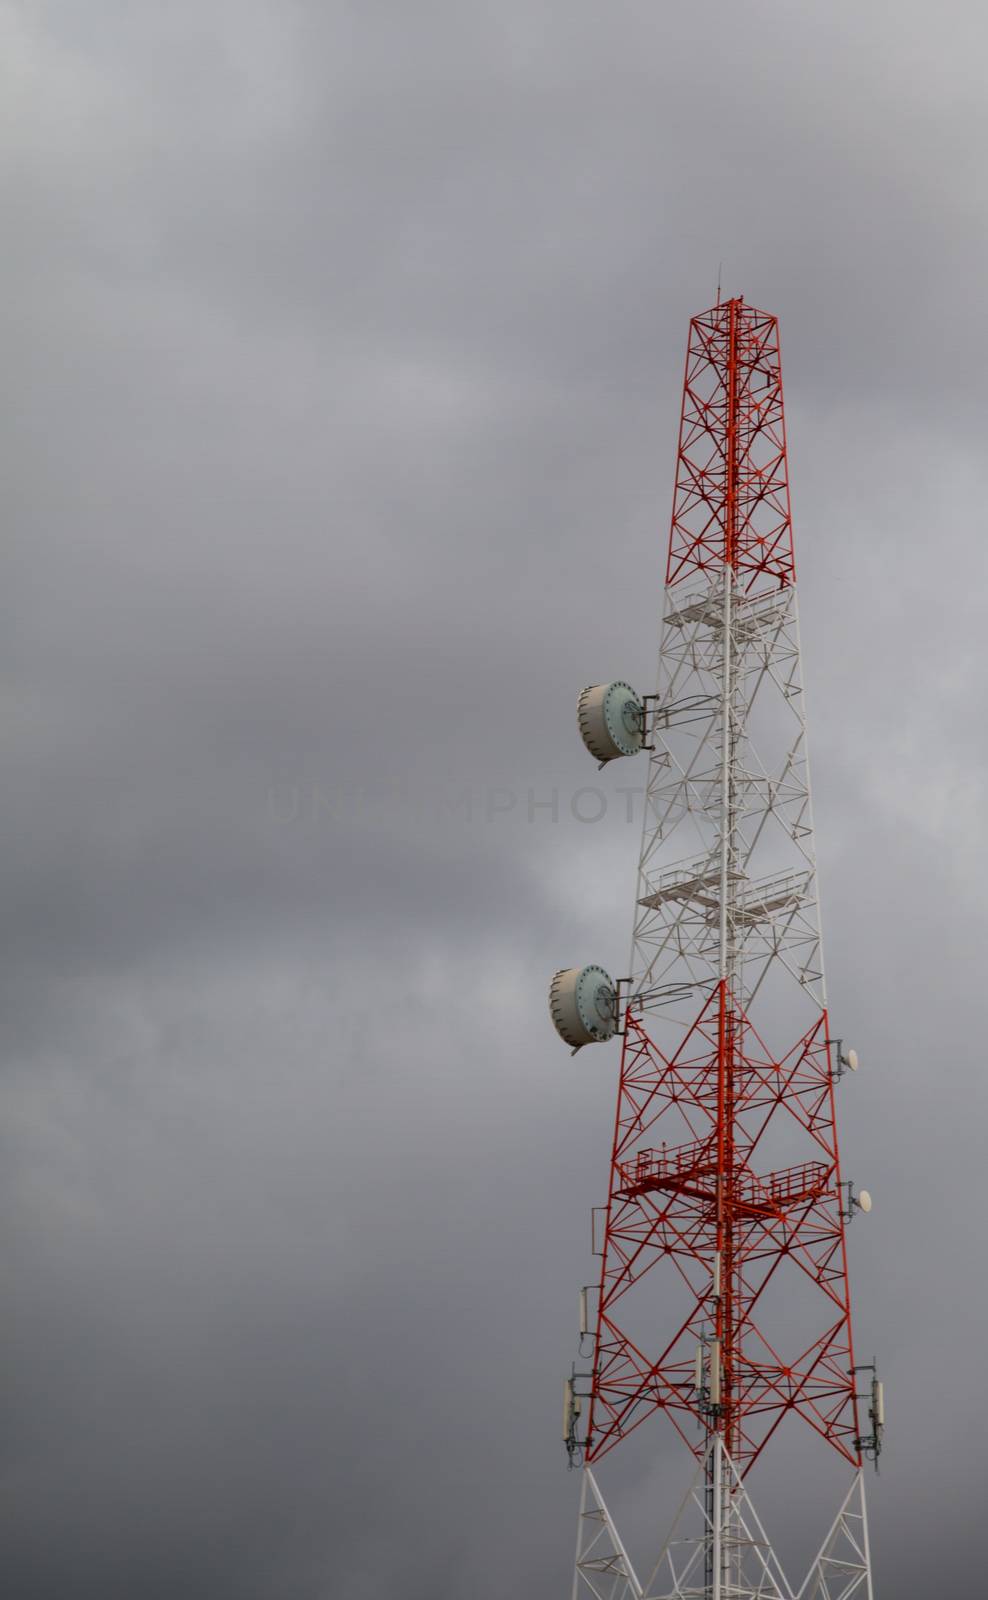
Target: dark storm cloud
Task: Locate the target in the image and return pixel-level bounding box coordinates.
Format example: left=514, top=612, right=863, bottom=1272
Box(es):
left=2, top=2, right=986, bottom=1595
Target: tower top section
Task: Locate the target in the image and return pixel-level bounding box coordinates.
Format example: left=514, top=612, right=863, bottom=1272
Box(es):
left=667, top=297, right=795, bottom=593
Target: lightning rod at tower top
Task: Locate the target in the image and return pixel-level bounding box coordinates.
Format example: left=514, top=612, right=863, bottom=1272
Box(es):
left=549, top=297, right=881, bottom=1600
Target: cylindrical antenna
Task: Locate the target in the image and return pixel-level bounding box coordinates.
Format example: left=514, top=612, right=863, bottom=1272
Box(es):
left=563, top=1377, right=582, bottom=1443
left=709, top=1340, right=722, bottom=1407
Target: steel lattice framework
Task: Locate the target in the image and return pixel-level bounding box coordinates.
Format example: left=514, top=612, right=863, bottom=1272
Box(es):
left=564, top=299, right=877, bottom=1600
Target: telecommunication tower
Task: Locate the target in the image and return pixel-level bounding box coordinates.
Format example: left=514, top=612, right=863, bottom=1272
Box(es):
left=550, top=298, right=881, bottom=1600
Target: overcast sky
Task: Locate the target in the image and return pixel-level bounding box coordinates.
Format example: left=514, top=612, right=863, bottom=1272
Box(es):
left=2, top=2, right=986, bottom=1595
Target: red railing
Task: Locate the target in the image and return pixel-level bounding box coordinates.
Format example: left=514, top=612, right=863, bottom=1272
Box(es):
left=618, top=1141, right=830, bottom=1214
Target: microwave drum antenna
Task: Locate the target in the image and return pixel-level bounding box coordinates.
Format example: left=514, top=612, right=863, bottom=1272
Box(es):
left=577, top=682, right=645, bottom=763
left=549, top=965, right=618, bottom=1048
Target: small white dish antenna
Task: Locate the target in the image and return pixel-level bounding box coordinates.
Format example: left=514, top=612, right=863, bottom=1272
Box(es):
left=831, top=1039, right=860, bottom=1079
left=842, top=1180, right=873, bottom=1221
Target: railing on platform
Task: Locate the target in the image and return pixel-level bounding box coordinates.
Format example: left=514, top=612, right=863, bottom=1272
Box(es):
left=616, top=1141, right=831, bottom=1214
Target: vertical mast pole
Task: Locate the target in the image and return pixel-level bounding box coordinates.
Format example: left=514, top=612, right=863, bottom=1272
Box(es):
left=713, top=295, right=741, bottom=1600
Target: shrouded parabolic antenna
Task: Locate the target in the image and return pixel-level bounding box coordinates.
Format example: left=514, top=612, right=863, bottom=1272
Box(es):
left=577, top=682, right=645, bottom=763
left=549, top=966, right=617, bottom=1048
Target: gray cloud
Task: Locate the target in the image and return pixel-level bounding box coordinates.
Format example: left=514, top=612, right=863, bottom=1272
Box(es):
left=1, top=1, right=984, bottom=1594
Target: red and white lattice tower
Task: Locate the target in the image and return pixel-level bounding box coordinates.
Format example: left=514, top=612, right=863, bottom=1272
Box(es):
left=552, top=298, right=882, bottom=1600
